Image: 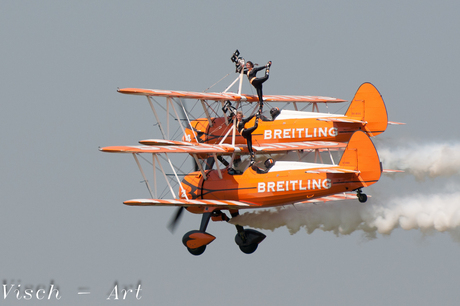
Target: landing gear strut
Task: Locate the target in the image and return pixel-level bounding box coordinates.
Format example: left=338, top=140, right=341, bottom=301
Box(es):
left=357, top=188, right=368, bottom=203
left=181, top=210, right=266, bottom=255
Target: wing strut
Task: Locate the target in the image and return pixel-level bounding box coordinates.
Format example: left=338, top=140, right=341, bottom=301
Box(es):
left=167, top=97, right=188, bottom=142
left=146, top=96, right=166, bottom=139
left=165, top=153, right=189, bottom=200
left=212, top=153, right=223, bottom=179
left=328, top=149, right=336, bottom=165
left=152, top=154, right=157, bottom=198
left=192, top=153, right=207, bottom=180
left=132, top=153, right=154, bottom=198
left=200, top=99, right=213, bottom=127
left=154, top=154, right=177, bottom=199
left=178, top=97, right=199, bottom=142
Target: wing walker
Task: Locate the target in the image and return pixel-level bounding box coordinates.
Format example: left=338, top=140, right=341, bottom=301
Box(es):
left=101, top=50, right=403, bottom=255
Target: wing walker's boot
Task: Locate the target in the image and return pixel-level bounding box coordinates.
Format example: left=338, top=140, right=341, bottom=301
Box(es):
left=249, top=153, right=255, bottom=166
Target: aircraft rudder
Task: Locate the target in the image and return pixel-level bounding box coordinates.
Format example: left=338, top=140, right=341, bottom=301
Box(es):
left=345, top=83, right=388, bottom=136
left=339, top=131, right=381, bottom=185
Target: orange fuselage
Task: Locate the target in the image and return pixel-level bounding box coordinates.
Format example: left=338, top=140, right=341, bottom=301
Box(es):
left=184, top=116, right=382, bottom=146
left=179, top=167, right=374, bottom=210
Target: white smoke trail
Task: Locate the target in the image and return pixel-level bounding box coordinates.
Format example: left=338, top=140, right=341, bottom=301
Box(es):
left=230, top=191, right=460, bottom=241
left=378, top=142, right=460, bottom=180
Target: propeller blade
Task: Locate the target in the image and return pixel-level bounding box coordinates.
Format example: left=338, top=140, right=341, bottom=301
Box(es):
left=167, top=206, right=185, bottom=233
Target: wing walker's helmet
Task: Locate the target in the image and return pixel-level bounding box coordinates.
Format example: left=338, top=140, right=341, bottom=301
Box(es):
left=264, top=158, right=274, bottom=169
left=270, top=107, right=280, bottom=120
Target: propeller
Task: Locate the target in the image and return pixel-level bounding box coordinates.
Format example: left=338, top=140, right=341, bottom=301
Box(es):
left=168, top=206, right=185, bottom=233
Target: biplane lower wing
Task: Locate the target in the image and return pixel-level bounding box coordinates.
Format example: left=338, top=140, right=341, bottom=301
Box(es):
left=124, top=198, right=260, bottom=209
left=138, top=139, right=193, bottom=146
left=253, top=141, right=346, bottom=153
left=100, top=144, right=236, bottom=154
left=101, top=140, right=347, bottom=155
left=118, top=88, right=346, bottom=103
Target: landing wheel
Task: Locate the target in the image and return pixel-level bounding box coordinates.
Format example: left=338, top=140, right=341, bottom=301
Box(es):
left=358, top=193, right=368, bottom=203
left=239, top=243, right=258, bottom=254
left=234, top=229, right=266, bottom=254
left=187, top=245, right=206, bottom=256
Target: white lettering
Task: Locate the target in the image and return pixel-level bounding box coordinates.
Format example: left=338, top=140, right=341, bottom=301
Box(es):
left=3, top=284, right=13, bottom=299
left=15, top=286, right=21, bottom=300
left=257, top=179, right=331, bottom=193
left=24, top=289, right=32, bottom=300
left=283, top=129, right=291, bottom=138
left=329, top=127, right=338, bottom=137
left=36, top=289, right=45, bottom=300
left=319, top=127, right=327, bottom=137
left=48, top=284, right=61, bottom=300
left=264, top=130, right=272, bottom=139
left=258, top=182, right=265, bottom=192
left=135, top=284, right=142, bottom=300
left=277, top=181, right=284, bottom=191
left=296, top=128, right=303, bottom=138
left=274, top=129, right=282, bottom=139
left=312, top=179, right=321, bottom=190
left=107, top=284, right=119, bottom=300
left=299, top=180, right=307, bottom=190
left=305, top=128, right=313, bottom=138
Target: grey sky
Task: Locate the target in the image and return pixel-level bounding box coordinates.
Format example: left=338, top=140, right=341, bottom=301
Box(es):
left=1, top=1, right=460, bottom=305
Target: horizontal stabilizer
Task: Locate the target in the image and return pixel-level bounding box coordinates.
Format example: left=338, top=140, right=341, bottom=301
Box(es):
left=316, top=118, right=367, bottom=124
left=253, top=141, right=346, bottom=152
left=305, top=168, right=360, bottom=174
left=296, top=192, right=371, bottom=203
left=124, top=198, right=260, bottom=209
left=383, top=169, right=404, bottom=173
left=388, top=121, right=406, bottom=125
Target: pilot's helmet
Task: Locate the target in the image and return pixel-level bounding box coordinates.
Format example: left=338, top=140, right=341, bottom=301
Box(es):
left=270, top=107, right=280, bottom=119
left=264, top=158, right=275, bottom=169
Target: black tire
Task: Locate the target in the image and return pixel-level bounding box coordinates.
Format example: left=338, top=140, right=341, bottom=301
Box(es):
left=239, top=243, right=258, bottom=254
left=187, top=245, right=206, bottom=256
left=358, top=193, right=368, bottom=203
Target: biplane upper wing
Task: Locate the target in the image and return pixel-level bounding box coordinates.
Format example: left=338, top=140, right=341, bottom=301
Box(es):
left=118, top=88, right=346, bottom=103
left=124, top=198, right=260, bottom=209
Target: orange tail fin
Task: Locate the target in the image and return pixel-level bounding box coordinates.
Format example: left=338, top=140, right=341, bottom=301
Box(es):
left=344, top=83, right=388, bottom=137
left=339, top=131, right=381, bottom=187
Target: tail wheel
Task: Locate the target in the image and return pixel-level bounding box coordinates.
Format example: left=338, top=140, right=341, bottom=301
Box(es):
left=358, top=193, right=368, bottom=203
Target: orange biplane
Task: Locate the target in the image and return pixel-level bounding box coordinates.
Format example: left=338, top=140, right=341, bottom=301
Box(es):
left=101, top=131, right=381, bottom=255
left=119, top=82, right=391, bottom=148
left=101, top=50, right=400, bottom=255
